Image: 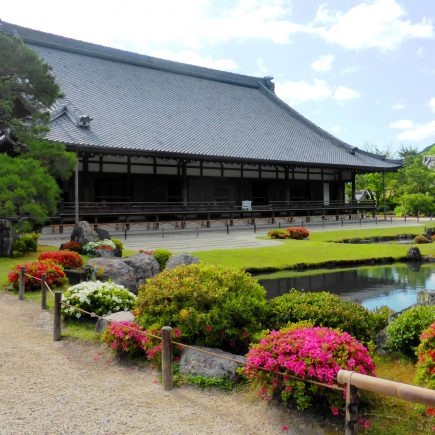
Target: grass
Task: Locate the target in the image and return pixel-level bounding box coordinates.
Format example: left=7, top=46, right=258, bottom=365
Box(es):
left=357, top=355, right=434, bottom=434
left=195, top=225, right=435, bottom=271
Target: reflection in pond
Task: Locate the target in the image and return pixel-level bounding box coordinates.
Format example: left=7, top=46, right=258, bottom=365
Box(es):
left=257, top=263, right=435, bottom=312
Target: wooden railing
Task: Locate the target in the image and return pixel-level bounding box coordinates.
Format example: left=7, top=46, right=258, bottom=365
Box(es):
left=337, top=369, right=435, bottom=434
left=58, top=200, right=376, bottom=215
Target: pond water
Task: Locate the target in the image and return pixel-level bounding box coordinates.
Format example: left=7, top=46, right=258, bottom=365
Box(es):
left=257, top=263, right=435, bottom=312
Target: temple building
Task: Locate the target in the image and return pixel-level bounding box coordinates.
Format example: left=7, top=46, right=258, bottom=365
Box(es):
left=1, top=21, right=402, bottom=224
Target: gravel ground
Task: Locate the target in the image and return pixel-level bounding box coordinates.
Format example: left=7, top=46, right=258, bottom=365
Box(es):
left=0, top=293, right=325, bottom=435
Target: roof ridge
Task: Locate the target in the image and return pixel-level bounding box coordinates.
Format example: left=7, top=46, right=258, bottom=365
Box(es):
left=0, top=20, right=268, bottom=89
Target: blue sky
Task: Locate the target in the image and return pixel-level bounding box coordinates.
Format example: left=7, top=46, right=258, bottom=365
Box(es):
left=3, top=0, right=435, bottom=155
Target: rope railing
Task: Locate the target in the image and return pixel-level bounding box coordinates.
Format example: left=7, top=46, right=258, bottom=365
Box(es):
left=12, top=268, right=435, bottom=435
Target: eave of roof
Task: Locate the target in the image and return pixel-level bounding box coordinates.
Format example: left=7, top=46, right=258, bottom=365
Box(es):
left=0, top=20, right=402, bottom=172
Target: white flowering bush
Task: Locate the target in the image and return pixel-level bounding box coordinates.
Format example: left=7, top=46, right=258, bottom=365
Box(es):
left=61, top=280, right=136, bottom=319
left=82, top=239, right=116, bottom=256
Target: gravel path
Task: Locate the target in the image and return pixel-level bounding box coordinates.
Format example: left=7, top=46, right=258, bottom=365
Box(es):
left=0, top=293, right=324, bottom=435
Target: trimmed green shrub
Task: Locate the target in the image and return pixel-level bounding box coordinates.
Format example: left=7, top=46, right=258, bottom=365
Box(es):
left=62, top=280, right=136, bottom=319
left=152, top=248, right=172, bottom=269
left=267, top=290, right=388, bottom=343
left=112, top=238, right=124, bottom=250
left=12, top=232, right=38, bottom=256
left=394, top=193, right=434, bottom=217
left=387, top=305, right=435, bottom=358
left=267, top=229, right=289, bottom=239
left=414, top=234, right=430, bottom=244
left=136, top=264, right=268, bottom=353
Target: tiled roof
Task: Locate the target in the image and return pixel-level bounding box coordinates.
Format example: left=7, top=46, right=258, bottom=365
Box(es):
left=1, top=21, right=401, bottom=170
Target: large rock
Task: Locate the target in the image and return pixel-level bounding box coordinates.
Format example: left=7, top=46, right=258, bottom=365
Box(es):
left=417, top=290, right=435, bottom=306
left=95, top=228, right=111, bottom=241
left=87, top=254, right=159, bottom=293
left=179, top=346, right=246, bottom=381
left=0, top=219, right=14, bottom=257
left=165, top=253, right=200, bottom=270
left=124, top=254, right=160, bottom=283
left=407, top=247, right=422, bottom=261
left=96, top=310, right=135, bottom=334
left=70, top=221, right=100, bottom=245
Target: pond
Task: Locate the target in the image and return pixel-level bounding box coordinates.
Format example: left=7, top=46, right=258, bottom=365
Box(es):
left=256, top=263, right=435, bottom=312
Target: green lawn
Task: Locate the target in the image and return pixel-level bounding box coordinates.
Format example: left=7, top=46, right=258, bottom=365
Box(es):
left=195, top=225, right=435, bottom=271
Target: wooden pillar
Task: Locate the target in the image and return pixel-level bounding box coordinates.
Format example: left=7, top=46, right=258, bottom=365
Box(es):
left=181, top=160, right=188, bottom=205
left=161, top=326, right=173, bottom=391
left=351, top=170, right=356, bottom=203
left=74, top=160, right=79, bottom=224
left=382, top=170, right=386, bottom=221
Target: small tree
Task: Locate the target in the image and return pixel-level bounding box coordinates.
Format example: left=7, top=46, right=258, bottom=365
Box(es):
left=0, top=154, right=59, bottom=225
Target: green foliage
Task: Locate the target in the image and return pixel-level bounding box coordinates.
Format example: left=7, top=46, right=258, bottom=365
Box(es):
left=0, top=34, right=61, bottom=136
left=62, top=280, right=137, bottom=319
left=267, top=229, right=289, bottom=239
left=267, top=290, right=387, bottom=343
left=176, top=373, right=235, bottom=391
left=387, top=306, right=435, bottom=359
left=19, top=134, right=76, bottom=181
left=414, top=234, right=431, bottom=244
left=136, top=264, right=268, bottom=353
left=111, top=238, right=124, bottom=250
left=415, top=322, right=435, bottom=390
left=152, top=248, right=172, bottom=269
left=394, top=193, right=434, bottom=217
left=0, top=154, right=59, bottom=224
left=12, top=232, right=38, bottom=256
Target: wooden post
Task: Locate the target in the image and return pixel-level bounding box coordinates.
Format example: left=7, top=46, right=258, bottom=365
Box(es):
left=161, top=326, right=173, bottom=391
left=53, top=291, right=62, bottom=341
left=41, top=273, right=47, bottom=309
left=345, top=382, right=359, bottom=435
left=74, top=160, right=79, bottom=225
left=18, top=266, right=25, bottom=300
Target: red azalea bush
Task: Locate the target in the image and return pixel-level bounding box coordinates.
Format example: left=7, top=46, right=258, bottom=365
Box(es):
left=286, top=227, right=310, bottom=239
left=8, top=260, right=67, bottom=291
left=245, top=326, right=375, bottom=412
left=38, top=251, right=83, bottom=268
left=60, top=241, right=82, bottom=253
left=415, top=322, right=435, bottom=419
left=102, top=321, right=181, bottom=364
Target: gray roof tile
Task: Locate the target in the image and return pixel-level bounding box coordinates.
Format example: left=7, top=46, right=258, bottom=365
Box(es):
left=1, top=21, right=401, bottom=170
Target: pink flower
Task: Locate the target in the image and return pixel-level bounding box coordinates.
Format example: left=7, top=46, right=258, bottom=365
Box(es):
left=281, top=426, right=289, bottom=432
left=206, top=324, right=212, bottom=333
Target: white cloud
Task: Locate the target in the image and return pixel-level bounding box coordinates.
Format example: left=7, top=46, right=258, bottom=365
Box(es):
left=149, top=49, right=239, bottom=71
left=417, top=46, right=425, bottom=57
left=311, top=54, right=335, bottom=72
left=334, top=86, right=360, bottom=101
left=389, top=119, right=414, bottom=129
left=340, top=65, right=367, bottom=75
left=330, top=125, right=342, bottom=134
left=429, top=97, right=435, bottom=113
left=312, top=0, right=433, bottom=50
left=276, top=79, right=360, bottom=105
left=1, top=0, right=302, bottom=51
left=397, top=120, right=435, bottom=141
left=392, top=101, right=406, bottom=110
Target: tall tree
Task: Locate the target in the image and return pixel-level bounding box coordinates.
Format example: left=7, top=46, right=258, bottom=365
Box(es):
left=0, top=34, right=76, bottom=225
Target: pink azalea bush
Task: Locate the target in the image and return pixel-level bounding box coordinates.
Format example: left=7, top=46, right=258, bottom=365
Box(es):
left=245, top=326, right=375, bottom=412
left=102, top=321, right=181, bottom=365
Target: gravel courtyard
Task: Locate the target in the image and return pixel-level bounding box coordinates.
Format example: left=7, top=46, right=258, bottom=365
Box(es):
left=0, top=293, right=324, bottom=435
